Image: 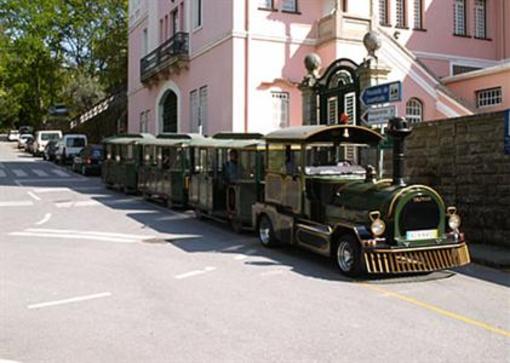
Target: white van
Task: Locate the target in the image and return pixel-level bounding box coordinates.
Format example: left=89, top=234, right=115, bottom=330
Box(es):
left=34, top=130, right=62, bottom=156
left=55, top=134, right=88, bottom=163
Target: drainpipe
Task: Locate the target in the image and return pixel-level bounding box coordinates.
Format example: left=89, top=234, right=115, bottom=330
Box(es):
left=244, top=0, right=250, bottom=132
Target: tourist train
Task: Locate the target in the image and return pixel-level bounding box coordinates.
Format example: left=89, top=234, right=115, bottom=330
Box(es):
left=102, top=119, right=470, bottom=276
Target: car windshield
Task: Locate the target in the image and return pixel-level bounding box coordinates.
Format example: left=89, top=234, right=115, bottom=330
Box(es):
left=304, top=143, right=374, bottom=176
left=66, top=138, right=86, bottom=147
left=41, top=133, right=60, bottom=141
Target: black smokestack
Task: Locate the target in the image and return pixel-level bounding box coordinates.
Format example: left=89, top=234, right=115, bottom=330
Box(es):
left=386, top=117, right=412, bottom=186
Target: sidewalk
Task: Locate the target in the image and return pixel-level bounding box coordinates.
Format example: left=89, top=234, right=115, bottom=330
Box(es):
left=468, top=243, right=510, bottom=270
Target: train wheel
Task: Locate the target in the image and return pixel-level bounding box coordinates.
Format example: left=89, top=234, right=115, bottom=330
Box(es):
left=258, top=214, right=278, bottom=248
left=335, top=236, right=363, bottom=277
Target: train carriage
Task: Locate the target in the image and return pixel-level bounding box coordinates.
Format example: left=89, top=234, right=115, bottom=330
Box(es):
left=252, top=119, right=470, bottom=276
left=137, top=134, right=202, bottom=207
left=189, top=133, right=265, bottom=231
left=102, top=134, right=154, bottom=193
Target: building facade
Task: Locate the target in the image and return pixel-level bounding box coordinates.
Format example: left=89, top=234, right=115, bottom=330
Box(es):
left=127, top=0, right=510, bottom=135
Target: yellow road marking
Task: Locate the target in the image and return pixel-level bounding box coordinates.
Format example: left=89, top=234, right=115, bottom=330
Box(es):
left=360, top=283, right=510, bottom=338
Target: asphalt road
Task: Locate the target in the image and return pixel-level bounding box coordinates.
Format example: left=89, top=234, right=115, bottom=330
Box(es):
left=0, top=141, right=509, bottom=363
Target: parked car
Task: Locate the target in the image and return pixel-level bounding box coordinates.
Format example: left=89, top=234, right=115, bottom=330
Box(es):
left=72, top=144, right=104, bottom=176
left=33, top=130, right=62, bottom=156
left=7, top=130, right=19, bottom=142
left=17, top=134, right=34, bottom=149
left=55, top=134, right=87, bottom=164
left=24, top=137, right=36, bottom=154
left=43, top=140, right=58, bottom=161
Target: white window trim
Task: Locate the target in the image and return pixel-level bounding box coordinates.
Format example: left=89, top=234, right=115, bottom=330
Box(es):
left=192, top=0, right=203, bottom=32
left=272, top=91, right=290, bottom=129
left=476, top=87, right=502, bottom=108
left=406, top=98, right=424, bottom=123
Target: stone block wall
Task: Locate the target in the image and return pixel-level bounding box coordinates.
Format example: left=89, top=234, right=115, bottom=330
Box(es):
left=402, top=111, right=510, bottom=247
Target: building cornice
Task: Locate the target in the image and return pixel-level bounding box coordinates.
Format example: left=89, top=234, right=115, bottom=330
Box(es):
left=442, top=62, right=510, bottom=83
left=413, top=51, right=501, bottom=68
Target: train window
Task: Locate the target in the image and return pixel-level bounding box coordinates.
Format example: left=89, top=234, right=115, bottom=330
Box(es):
left=106, top=144, right=112, bottom=160
left=239, top=151, right=257, bottom=179
left=162, top=148, right=171, bottom=170
left=267, top=144, right=286, bottom=173
left=217, top=149, right=226, bottom=172
left=127, top=145, right=133, bottom=160
left=168, top=148, right=181, bottom=170
left=193, top=148, right=201, bottom=173
left=156, top=147, right=162, bottom=167
left=304, top=143, right=366, bottom=176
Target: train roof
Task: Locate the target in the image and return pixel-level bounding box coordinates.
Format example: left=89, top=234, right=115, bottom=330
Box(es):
left=102, top=133, right=155, bottom=144
left=190, top=137, right=265, bottom=149
left=264, top=125, right=383, bottom=145
left=212, top=132, right=264, bottom=140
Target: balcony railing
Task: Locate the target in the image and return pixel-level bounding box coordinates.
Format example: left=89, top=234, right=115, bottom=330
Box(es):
left=140, top=32, right=189, bottom=83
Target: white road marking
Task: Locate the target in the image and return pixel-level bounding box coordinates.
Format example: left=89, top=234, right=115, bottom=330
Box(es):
left=51, top=169, right=70, bottom=177
left=15, top=178, right=88, bottom=184
left=55, top=200, right=101, bottom=208
left=175, top=266, right=216, bottom=280
left=0, top=201, right=33, bottom=207
left=27, top=292, right=111, bottom=309
left=12, top=169, right=27, bottom=177
left=26, top=228, right=154, bottom=240
left=260, top=270, right=282, bottom=277
left=27, top=191, right=41, bottom=201
left=0, top=359, right=22, bottom=363
left=32, top=169, right=49, bottom=177
left=35, top=213, right=52, bottom=226
left=156, top=214, right=192, bottom=221
left=0, top=169, right=6, bottom=178
left=33, top=187, right=70, bottom=193
left=234, top=249, right=258, bottom=260
left=221, top=244, right=245, bottom=252
left=9, top=232, right=138, bottom=243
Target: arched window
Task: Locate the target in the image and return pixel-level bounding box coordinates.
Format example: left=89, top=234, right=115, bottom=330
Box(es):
left=406, top=98, right=423, bottom=123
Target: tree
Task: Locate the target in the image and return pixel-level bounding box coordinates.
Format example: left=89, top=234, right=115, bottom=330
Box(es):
left=0, top=0, right=127, bottom=128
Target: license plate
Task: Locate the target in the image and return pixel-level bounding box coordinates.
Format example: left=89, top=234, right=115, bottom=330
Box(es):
left=406, top=229, right=438, bottom=241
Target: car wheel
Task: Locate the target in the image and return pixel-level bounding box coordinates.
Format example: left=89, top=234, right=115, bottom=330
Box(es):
left=335, top=235, right=363, bottom=277
left=258, top=214, right=278, bottom=248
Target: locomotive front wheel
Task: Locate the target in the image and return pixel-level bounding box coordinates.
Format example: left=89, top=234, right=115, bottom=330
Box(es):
left=336, top=236, right=363, bottom=277
left=258, top=215, right=278, bottom=248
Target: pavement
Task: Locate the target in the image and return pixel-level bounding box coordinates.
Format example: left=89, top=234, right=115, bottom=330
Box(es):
left=0, top=140, right=509, bottom=363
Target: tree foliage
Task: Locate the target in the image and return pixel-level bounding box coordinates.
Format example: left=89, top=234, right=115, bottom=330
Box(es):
left=0, top=0, right=127, bottom=129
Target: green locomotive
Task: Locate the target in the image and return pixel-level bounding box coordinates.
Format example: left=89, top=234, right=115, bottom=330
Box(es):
left=252, top=118, right=470, bottom=276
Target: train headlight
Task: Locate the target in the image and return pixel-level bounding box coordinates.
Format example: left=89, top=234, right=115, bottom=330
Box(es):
left=447, top=206, right=461, bottom=230
left=369, top=211, right=386, bottom=237
left=448, top=214, right=461, bottom=230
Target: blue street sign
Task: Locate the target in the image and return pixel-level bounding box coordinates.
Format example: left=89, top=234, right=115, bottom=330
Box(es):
left=504, top=109, right=510, bottom=155
left=361, top=81, right=402, bottom=106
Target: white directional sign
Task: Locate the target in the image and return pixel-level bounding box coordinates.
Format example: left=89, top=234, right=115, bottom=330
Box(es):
left=361, top=105, right=397, bottom=125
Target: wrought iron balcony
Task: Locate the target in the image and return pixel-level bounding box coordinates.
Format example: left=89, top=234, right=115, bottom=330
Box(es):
left=140, top=32, right=189, bottom=83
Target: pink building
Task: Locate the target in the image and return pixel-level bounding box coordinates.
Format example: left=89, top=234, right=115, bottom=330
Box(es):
left=127, top=0, right=510, bottom=135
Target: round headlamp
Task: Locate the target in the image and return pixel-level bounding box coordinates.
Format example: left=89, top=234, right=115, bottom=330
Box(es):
left=448, top=213, right=461, bottom=230
left=371, top=218, right=386, bottom=237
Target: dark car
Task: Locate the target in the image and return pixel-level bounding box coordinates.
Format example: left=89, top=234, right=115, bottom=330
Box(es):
left=24, top=137, right=36, bottom=154
left=43, top=140, right=58, bottom=161
left=72, top=144, right=104, bottom=176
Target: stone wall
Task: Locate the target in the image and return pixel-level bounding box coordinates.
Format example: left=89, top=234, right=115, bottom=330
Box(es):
left=403, top=111, right=510, bottom=247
